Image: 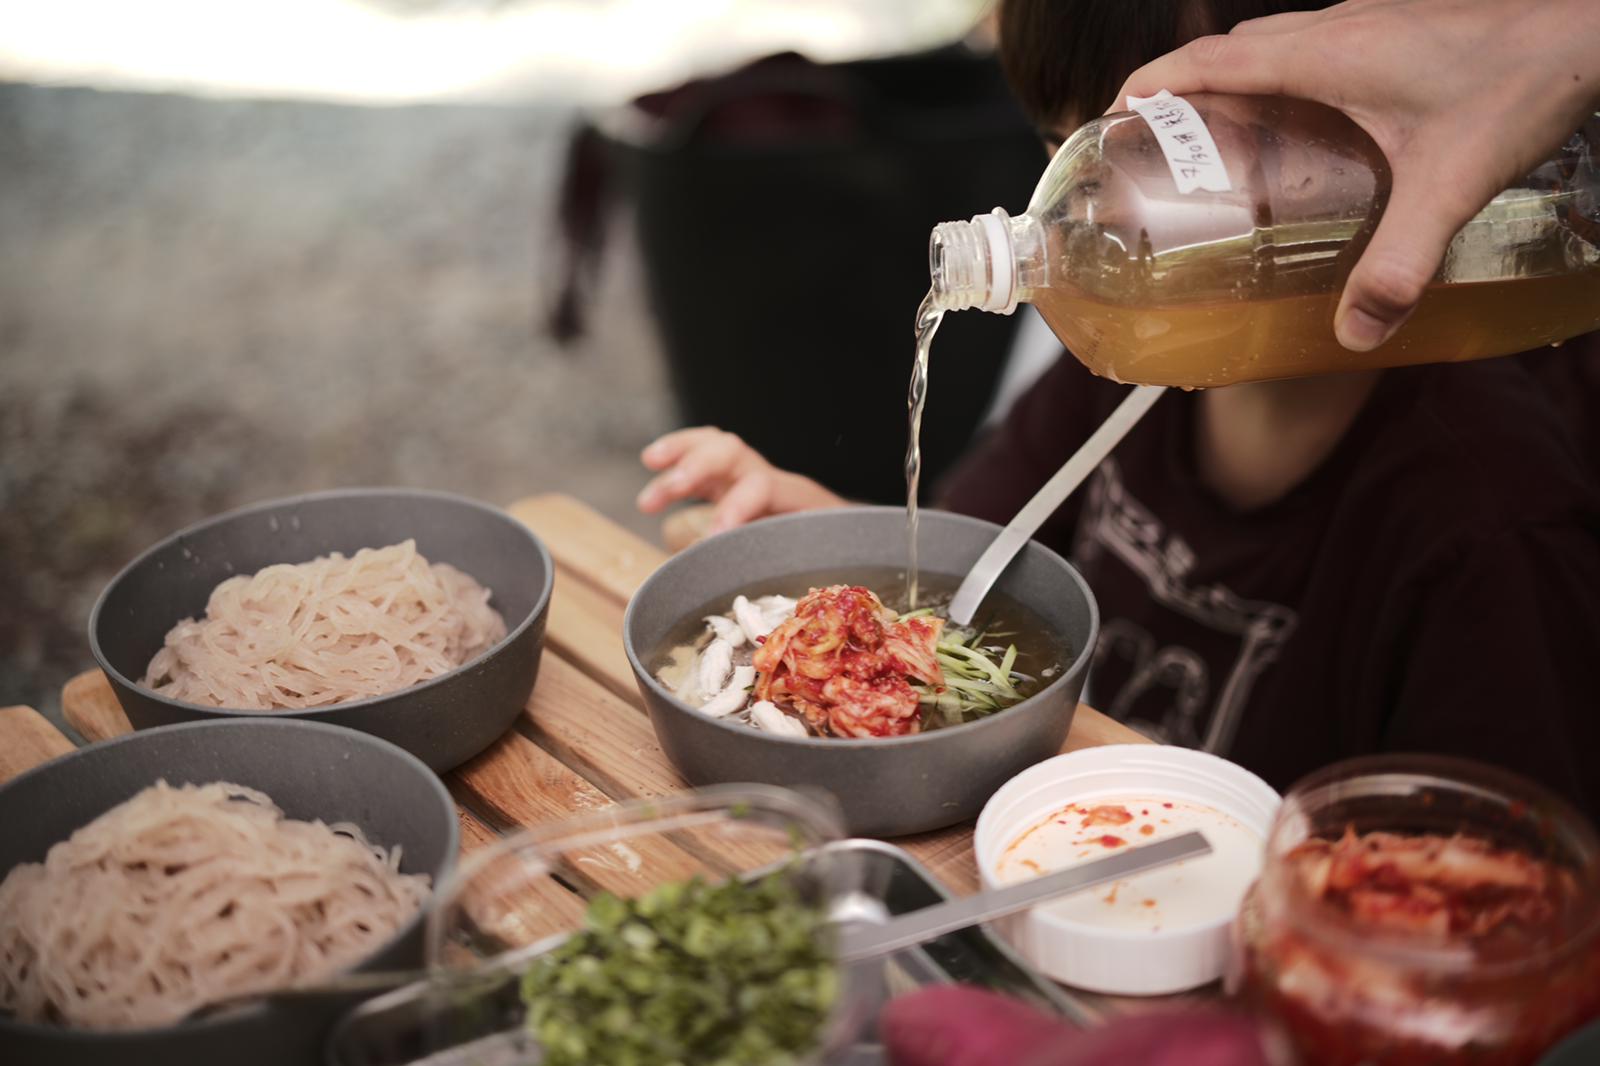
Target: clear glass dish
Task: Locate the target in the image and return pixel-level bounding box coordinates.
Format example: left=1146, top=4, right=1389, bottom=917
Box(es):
left=326, top=784, right=875, bottom=1066
left=1231, top=755, right=1600, bottom=1066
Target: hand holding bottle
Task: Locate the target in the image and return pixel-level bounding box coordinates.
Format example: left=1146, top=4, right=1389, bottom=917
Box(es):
left=1115, top=0, right=1600, bottom=354
left=637, top=427, right=845, bottom=533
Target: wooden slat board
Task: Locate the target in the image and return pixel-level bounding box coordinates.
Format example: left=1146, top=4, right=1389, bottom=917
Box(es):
left=456, top=805, right=502, bottom=855
left=540, top=563, right=636, bottom=703
left=0, top=705, right=75, bottom=784
left=62, top=669, right=131, bottom=744
left=519, top=653, right=684, bottom=801
left=511, top=493, right=663, bottom=606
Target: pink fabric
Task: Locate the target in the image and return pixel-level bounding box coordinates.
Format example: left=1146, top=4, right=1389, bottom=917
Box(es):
left=881, top=986, right=1274, bottom=1066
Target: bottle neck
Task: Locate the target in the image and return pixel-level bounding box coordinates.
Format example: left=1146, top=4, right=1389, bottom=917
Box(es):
left=928, top=208, right=1043, bottom=315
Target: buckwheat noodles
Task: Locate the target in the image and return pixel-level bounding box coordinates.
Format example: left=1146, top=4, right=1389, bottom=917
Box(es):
left=142, top=539, right=506, bottom=709
left=0, top=780, right=431, bottom=1030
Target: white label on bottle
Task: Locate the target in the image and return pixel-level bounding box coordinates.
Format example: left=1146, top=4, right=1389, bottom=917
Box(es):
left=1126, top=89, right=1233, bottom=194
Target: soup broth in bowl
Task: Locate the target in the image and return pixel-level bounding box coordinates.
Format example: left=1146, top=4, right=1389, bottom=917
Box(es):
left=651, top=568, right=1071, bottom=741
left=622, top=507, right=1098, bottom=837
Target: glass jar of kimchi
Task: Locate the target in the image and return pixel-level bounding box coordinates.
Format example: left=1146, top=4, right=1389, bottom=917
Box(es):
left=1232, top=755, right=1600, bottom=1066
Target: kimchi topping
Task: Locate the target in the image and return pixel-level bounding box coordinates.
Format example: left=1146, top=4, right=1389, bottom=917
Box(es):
left=752, top=585, right=943, bottom=738
left=1287, top=829, right=1576, bottom=949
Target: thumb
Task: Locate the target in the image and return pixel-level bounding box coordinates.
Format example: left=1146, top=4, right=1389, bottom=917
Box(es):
left=1113, top=32, right=1301, bottom=111
left=1334, top=166, right=1480, bottom=352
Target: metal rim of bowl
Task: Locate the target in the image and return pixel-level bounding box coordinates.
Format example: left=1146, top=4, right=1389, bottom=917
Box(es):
left=0, top=716, right=459, bottom=1041
left=621, top=505, right=1099, bottom=750
left=87, top=487, right=554, bottom=719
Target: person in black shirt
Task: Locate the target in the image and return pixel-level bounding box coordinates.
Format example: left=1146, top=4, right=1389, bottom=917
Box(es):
left=637, top=0, right=1600, bottom=824
left=941, top=328, right=1600, bottom=818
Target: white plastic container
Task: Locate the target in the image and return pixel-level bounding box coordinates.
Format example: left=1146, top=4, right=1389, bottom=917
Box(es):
left=975, top=744, right=1280, bottom=995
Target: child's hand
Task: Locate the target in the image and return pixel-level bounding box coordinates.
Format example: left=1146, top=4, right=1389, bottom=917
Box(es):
left=637, top=427, right=847, bottom=534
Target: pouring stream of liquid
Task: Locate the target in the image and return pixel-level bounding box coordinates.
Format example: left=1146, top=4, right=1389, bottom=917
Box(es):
left=905, top=291, right=944, bottom=609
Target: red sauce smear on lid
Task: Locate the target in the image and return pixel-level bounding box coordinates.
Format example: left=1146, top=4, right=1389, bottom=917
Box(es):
left=1082, top=805, right=1135, bottom=829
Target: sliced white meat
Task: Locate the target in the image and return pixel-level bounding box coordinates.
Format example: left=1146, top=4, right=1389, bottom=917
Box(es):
left=698, top=665, right=756, bottom=718
left=755, top=594, right=798, bottom=632
left=755, top=594, right=797, bottom=610
left=732, top=595, right=773, bottom=643
left=749, top=699, right=808, bottom=738
left=703, top=615, right=746, bottom=648
left=696, top=638, right=733, bottom=699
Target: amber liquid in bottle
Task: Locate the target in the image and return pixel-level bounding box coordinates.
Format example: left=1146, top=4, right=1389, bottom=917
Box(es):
left=1035, top=267, right=1600, bottom=388
left=930, top=96, right=1600, bottom=388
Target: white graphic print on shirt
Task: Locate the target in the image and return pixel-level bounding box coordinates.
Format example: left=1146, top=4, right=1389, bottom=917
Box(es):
left=1071, top=459, right=1298, bottom=753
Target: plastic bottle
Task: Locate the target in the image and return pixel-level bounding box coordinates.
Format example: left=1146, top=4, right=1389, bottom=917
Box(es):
left=928, top=94, right=1600, bottom=388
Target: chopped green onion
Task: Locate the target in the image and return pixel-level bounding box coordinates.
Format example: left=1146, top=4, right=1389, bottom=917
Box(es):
left=519, top=875, right=835, bottom=1066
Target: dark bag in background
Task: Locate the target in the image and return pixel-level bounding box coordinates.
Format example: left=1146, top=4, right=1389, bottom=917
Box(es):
left=554, top=46, right=1046, bottom=503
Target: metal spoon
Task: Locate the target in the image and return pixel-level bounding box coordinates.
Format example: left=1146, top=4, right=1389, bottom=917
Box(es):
left=324, top=831, right=1210, bottom=1064
left=837, top=829, right=1208, bottom=959
left=948, top=384, right=1166, bottom=626
left=225, top=827, right=1209, bottom=1019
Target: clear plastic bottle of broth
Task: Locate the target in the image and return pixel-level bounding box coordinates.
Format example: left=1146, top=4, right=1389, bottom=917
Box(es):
left=928, top=94, right=1600, bottom=387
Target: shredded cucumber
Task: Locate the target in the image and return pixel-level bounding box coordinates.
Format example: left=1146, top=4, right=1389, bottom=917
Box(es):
left=898, top=610, right=1027, bottom=718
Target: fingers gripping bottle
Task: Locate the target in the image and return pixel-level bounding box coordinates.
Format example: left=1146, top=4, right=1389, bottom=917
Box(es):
left=929, top=93, right=1600, bottom=388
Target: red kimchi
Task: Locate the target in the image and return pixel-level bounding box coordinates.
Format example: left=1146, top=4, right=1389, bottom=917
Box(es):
left=752, top=585, right=944, bottom=738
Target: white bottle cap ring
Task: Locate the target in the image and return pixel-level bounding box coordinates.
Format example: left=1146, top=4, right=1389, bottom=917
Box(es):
left=975, top=207, right=1018, bottom=315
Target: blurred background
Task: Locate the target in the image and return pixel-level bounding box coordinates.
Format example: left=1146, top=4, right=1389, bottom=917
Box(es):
left=1, top=0, right=1059, bottom=727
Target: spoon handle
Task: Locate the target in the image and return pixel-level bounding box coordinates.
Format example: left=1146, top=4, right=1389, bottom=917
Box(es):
left=837, top=829, right=1209, bottom=961
left=947, top=384, right=1165, bottom=626
left=254, top=826, right=1205, bottom=1022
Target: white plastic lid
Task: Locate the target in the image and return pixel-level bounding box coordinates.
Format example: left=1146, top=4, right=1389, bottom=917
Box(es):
left=974, top=207, right=1018, bottom=315
left=975, top=745, right=1281, bottom=996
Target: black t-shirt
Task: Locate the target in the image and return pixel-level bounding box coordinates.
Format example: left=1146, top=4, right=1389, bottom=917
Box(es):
left=940, top=340, right=1600, bottom=821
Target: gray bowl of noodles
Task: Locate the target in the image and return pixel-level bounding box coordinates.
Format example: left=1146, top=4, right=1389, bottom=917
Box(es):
left=90, top=488, right=553, bottom=772
left=0, top=717, right=457, bottom=1066
left=623, top=507, right=1098, bottom=837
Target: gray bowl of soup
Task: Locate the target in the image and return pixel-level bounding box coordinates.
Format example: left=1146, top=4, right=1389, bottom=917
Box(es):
left=622, top=507, right=1098, bottom=837
left=89, top=488, right=552, bottom=772
left=0, top=717, right=456, bottom=1066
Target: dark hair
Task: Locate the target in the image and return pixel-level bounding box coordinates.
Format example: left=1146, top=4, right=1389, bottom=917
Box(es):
left=997, top=0, right=1335, bottom=131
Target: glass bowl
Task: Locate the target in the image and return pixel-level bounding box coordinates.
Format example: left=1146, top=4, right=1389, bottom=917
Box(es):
left=1231, top=754, right=1600, bottom=1066
left=327, top=784, right=877, bottom=1066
